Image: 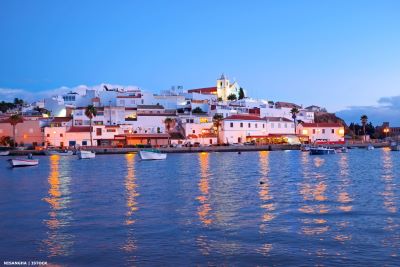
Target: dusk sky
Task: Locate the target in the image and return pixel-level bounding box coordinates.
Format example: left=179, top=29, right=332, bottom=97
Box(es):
left=1, top=0, right=400, bottom=124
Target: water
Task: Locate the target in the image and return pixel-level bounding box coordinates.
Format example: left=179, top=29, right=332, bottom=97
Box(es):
left=0, top=149, right=399, bottom=266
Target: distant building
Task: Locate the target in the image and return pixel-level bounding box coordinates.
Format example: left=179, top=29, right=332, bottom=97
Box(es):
left=297, top=122, right=345, bottom=144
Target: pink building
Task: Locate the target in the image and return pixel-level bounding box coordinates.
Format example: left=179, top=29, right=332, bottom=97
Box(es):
left=0, top=116, right=46, bottom=147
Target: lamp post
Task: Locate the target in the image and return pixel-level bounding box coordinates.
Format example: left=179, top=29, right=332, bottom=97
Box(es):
left=383, top=128, right=389, bottom=139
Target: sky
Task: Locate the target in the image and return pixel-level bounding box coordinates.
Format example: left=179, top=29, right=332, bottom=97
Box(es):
left=0, top=0, right=400, bottom=125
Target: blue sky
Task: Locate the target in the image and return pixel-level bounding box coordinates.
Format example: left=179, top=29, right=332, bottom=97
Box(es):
left=0, top=0, right=400, bottom=125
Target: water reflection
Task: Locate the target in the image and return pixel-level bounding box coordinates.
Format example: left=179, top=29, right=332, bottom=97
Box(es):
left=334, top=154, right=353, bottom=243
left=196, top=152, right=212, bottom=226
left=299, top=154, right=330, bottom=236
left=42, top=155, right=74, bottom=257
left=380, top=148, right=399, bottom=257
left=257, top=151, right=274, bottom=255
left=122, top=154, right=139, bottom=255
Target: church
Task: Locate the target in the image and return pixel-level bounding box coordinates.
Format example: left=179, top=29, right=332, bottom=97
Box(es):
left=187, top=74, right=241, bottom=101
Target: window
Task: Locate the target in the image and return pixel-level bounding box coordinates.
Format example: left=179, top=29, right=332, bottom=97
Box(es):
left=107, top=129, right=116, bottom=133
left=230, top=122, right=233, bottom=128
left=60, top=133, right=63, bottom=137
left=46, top=134, right=50, bottom=137
left=322, top=129, right=325, bottom=134
left=192, top=130, right=195, bottom=134
left=313, top=129, right=316, bottom=134
left=255, top=123, right=258, bottom=128
left=271, top=123, right=274, bottom=128
left=240, top=123, right=243, bottom=128
left=285, top=123, right=287, bottom=128
left=263, top=124, right=265, bottom=128
left=82, top=141, right=87, bottom=146
left=96, top=128, right=102, bottom=136
left=248, top=123, right=251, bottom=128
left=332, top=129, right=335, bottom=134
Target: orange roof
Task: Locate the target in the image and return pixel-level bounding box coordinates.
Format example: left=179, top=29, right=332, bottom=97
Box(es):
left=188, top=87, right=217, bottom=94
left=224, top=114, right=264, bottom=121
left=301, top=123, right=343, bottom=128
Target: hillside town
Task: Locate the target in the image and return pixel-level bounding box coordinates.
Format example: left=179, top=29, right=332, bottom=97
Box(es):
left=0, top=74, right=379, bottom=149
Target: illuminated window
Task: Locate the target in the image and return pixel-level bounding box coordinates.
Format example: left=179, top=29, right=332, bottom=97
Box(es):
left=199, top=118, right=209, bottom=123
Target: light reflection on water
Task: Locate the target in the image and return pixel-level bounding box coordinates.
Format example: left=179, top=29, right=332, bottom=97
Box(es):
left=380, top=148, right=399, bottom=257
left=121, top=153, right=139, bottom=256
left=42, top=155, right=74, bottom=257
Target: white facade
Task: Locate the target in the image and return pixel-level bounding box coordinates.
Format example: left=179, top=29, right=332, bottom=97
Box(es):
left=219, top=115, right=267, bottom=144
left=297, top=123, right=345, bottom=143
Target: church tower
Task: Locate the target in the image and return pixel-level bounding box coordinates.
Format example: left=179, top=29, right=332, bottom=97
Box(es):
left=216, top=73, right=231, bottom=101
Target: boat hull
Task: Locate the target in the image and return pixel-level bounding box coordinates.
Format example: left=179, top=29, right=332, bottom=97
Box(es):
left=8, top=158, right=39, bottom=167
left=310, top=148, right=336, bottom=155
left=139, top=150, right=167, bottom=160
left=0, top=151, right=10, bottom=156
left=78, top=151, right=96, bottom=159
left=390, top=144, right=400, bottom=151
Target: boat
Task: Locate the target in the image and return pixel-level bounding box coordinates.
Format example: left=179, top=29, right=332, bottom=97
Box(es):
left=309, top=147, right=336, bottom=155
left=78, top=150, right=96, bottom=159
left=300, top=145, right=311, bottom=152
left=45, top=150, right=73, bottom=156
left=367, top=144, right=375, bottom=150
left=8, top=155, right=39, bottom=167
left=0, top=151, right=10, bottom=156
left=139, top=149, right=167, bottom=160
left=390, top=141, right=400, bottom=151
left=336, top=147, right=348, bottom=153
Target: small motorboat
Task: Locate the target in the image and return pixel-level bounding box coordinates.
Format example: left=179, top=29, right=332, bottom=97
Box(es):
left=45, top=150, right=73, bottom=156
left=367, top=144, right=375, bottom=150
left=309, top=147, right=336, bottom=155
left=300, top=145, right=311, bottom=152
left=78, top=150, right=96, bottom=159
left=8, top=154, right=39, bottom=167
left=336, top=147, right=348, bottom=153
left=139, top=149, right=167, bottom=160
left=0, top=151, right=10, bottom=156
left=390, top=142, right=400, bottom=151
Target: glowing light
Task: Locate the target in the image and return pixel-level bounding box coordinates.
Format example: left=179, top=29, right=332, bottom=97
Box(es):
left=302, top=129, right=308, bottom=135
left=338, top=129, right=345, bottom=135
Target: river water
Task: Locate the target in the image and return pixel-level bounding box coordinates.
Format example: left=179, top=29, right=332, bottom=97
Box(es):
left=0, top=149, right=399, bottom=266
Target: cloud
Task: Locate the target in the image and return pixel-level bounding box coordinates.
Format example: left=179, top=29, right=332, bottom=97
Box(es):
left=0, top=83, right=140, bottom=103
left=336, top=95, right=400, bottom=126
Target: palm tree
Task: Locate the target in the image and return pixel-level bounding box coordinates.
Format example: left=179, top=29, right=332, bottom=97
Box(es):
left=290, top=107, right=299, bottom=134
left=9, top=114, right=23, bottom=147
left=213, top=114, right=224, bottom=144
left=85, top=105, right=97, bottom=146
left=360, top=114, right=368, bottom=142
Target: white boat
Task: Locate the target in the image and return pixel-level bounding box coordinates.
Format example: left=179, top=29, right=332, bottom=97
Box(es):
left=0, top=151, right=10, bottom=156
left=8, top=158, right=39, bottom=167
left=139, top=149, right=167, bottom=160
left=390, top=142, right=400, bottom=151
left=45, top=150, right=73, bottom=156
left=309, top=147, right=336, bottom=155
left=78, top=150, right=96, bottom=159
left=336, top=147, right=348, bottom=153
left=300, top=145, right=311, bottom=152
left=367, top=144, right=375, bottom=150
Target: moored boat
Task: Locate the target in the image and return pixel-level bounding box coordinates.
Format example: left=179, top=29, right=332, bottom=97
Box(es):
left=139, top=149, right=167, bottom=160
left=336, top=147, right=348, bottom=153
left=367, top=144, right=375, bottom=150
left=309, top=147, right=336, bottom=155
left=300, top=145, right=311, bottom=152
left=390, top=142, right=400, bottom=151
left=0, top=150, right=10, bottom=156
left=45, top=150, right=74, bottom=156
left=78, top=150, right=96, bottom=159
left=8, top=157, right=39, bottom=167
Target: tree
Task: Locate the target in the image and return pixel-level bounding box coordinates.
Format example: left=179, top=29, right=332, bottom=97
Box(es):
left=360, top=114, right=368, bottom=142
left=192, top=107, right=204, bottom=114
left=164, top=118, right=174, bottom=132
left=290, top=107, right=300, bottom=134
left=85, top=105, right=98, bottom=146
left=213, top=114, right=224, bottom=144
left=238, top=87, right=245, bottom=100
left=0, top=136, right=13, bottom=146
left=9, top=114, right=23, bottom=147
left=218, top=97, right=223, bottom=102
left=227, top=94, right=237, bottom=101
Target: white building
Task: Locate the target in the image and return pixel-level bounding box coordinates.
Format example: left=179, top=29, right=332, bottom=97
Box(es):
left=297, top=123, right=345, bottom=144
left=219, top=114, right=267, bottom=144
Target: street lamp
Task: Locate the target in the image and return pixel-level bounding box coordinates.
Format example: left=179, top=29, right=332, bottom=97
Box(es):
left=383, top=128, right=389, bottom=139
